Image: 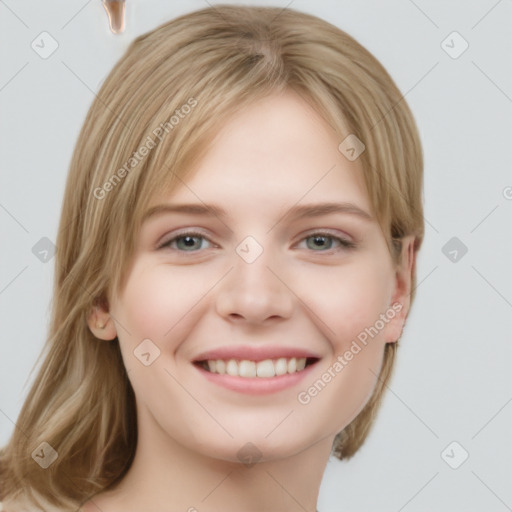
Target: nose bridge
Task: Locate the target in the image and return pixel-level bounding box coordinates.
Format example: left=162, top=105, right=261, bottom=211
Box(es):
left=215, top=233, right=294, bottom=322
left=237, top=235, right=277, bottom=286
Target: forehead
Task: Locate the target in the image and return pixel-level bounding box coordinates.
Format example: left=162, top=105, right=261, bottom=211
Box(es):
left=152, top=91, right=371, bottom=215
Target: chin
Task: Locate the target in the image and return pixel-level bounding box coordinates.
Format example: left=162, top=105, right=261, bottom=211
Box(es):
left=194, top=429, right=322, bottom=465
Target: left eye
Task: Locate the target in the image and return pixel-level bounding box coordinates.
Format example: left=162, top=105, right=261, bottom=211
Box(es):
left=298, top=233, right=356, bottom=252
left=158, top=231, right=355, bottom=253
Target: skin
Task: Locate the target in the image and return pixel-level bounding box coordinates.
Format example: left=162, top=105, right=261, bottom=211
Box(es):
left=84, top=90, right=416, bottom=512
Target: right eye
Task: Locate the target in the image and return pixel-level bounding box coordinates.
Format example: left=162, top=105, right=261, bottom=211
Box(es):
left=158, top=231, right=214, bottom=252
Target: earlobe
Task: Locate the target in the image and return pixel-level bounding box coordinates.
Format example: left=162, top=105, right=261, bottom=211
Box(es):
left=384, top=236, right=417, bottom=343
left=87, top=304, right=118, bottom=341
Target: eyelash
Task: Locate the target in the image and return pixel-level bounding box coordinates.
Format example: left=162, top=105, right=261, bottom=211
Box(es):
left=157, top=230, right=356, bottom=254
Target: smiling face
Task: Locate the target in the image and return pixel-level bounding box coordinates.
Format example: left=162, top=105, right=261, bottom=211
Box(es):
left=89, top=90, right=412, bottom=463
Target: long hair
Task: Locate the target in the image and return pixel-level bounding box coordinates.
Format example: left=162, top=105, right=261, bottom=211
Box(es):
left=0, top=5, right=424, bottom=510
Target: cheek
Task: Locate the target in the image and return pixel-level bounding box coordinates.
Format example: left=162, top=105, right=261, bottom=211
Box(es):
left=296, top=255, right=394, bottom=349
left=294, top=260, right=393, bottom=431
left=113, top=264, right=195, bottom=343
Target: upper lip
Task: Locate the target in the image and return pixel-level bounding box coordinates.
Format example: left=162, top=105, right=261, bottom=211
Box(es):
left=193, top=345, right=321, bottom=363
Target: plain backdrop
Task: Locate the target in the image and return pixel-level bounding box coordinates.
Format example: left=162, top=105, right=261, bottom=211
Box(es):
left=1, top=1, right=511, bottom=511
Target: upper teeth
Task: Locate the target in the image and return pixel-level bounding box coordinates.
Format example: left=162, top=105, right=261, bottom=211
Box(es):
left=204, top=357, right=307, bottom=378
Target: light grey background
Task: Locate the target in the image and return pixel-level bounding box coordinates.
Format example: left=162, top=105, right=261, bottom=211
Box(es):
left=1, top=1, right=511, bottom=511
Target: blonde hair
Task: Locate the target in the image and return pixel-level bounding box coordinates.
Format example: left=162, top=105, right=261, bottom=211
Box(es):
left=0, top=4, right=424, bottom=510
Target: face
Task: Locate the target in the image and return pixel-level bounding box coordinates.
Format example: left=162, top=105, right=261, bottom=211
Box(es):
left=92, top=91, right=412, bottom=463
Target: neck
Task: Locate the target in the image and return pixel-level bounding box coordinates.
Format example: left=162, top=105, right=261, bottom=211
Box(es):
left=87, top=405, right=334, bottom=512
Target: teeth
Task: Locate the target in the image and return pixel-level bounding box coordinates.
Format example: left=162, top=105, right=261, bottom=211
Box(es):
left=216, top=360, right=226, bottom=374
left=256, top=360, right=274, bottom=378
left=239, top=360, right=257, bottom=377
left=202, top=357, right=308, bottom=378
left=275, top=357, right=288, bottom=376
left=226, top=359, right=238, bottom=376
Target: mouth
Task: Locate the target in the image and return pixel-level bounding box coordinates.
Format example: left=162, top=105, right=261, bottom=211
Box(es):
left=191, top=346, right=322, bottom=394
left=193, top=357, right=320, bottom=379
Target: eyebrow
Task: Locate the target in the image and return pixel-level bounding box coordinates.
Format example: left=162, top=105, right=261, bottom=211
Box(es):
left=142, top=201, right=373, bottom=224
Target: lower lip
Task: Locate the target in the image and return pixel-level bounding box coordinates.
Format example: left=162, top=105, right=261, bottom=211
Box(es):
left=193, top=362, right=318, bottom=395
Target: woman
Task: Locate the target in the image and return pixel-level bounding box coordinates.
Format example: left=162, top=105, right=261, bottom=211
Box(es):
left=0, top=4, right=423, bottom=511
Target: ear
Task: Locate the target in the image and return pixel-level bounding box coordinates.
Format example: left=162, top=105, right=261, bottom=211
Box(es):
left=383, top=235, right=417, bottom=343
left=87, top=299, right=118, bottom=341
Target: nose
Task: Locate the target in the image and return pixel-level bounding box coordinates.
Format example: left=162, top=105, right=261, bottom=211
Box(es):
left=215, top=243, right=294, bottom=326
